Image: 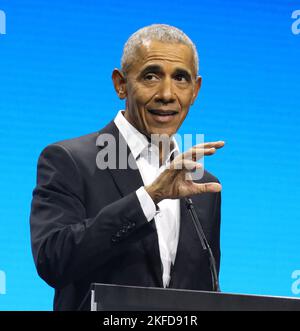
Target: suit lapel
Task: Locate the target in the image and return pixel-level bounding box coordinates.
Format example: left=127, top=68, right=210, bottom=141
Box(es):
left=96, top=121, right=143, bottom=197
left=96, top=121, right=163, bottom=287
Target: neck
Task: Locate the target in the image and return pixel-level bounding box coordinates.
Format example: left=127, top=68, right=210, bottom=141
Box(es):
left=122, top=110, right=175, bottom=166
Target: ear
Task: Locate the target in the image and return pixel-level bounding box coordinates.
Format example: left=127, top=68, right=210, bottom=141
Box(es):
left=112, top=69, right=127, bottom=100
left=191, top=75, right=202, bottom=105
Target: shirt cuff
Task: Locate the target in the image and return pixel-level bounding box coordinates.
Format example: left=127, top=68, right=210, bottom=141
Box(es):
left=136, top=186, right=159, bottom=222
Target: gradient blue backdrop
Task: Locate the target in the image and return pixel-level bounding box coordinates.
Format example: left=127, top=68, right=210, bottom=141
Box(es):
left=0, top=0, right=300, bottom=310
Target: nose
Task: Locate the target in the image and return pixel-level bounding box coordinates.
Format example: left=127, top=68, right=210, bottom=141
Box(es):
left=155, top=77, right=176, bottom=105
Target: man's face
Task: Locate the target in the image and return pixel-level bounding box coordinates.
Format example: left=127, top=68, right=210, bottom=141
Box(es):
left=113, top=40, right=201, bottom=137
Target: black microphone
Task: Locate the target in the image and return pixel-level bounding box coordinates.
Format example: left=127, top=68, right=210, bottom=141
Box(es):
left=185, top=197, right=220, bottom=292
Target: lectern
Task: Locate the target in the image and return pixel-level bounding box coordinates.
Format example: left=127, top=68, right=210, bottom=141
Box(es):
left=88, top=283, right=300, bottom=311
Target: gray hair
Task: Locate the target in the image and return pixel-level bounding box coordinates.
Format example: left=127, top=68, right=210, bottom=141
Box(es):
left=121, top=24, right=199, bottom=76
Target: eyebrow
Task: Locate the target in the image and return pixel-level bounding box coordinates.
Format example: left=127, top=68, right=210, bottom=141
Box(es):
left=140, top=65, right=162, bottom=76
left=140, top=64, right=193, bottom=81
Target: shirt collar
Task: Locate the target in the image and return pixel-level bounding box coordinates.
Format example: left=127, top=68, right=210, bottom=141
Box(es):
left=114, top=110, right=149, bottom=160
left=114, top=110, right=180, bottom=163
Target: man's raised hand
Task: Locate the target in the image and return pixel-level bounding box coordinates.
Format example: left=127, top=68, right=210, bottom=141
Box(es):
left=145, top=141, right=225, bottom=203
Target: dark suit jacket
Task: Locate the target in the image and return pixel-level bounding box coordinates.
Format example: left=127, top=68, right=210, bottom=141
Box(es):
left=30, top=120, right=221, bottom=311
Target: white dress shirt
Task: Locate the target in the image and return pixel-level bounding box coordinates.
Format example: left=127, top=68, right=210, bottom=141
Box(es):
left=114, top=110, right=180, bottom=287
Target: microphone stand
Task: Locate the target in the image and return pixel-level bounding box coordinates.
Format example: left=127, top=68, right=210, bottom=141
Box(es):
left=185, top=198, right=220, bottom=292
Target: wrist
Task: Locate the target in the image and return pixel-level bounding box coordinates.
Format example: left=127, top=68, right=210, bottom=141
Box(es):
left=145, top=185, right=163, bottom=204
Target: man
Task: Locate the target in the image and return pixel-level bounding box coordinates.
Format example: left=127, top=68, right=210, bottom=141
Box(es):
left=30, top=24, right=225, bottom=310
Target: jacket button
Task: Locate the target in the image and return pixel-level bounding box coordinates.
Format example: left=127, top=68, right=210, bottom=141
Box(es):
left=111, top=235, right=118, bottom=243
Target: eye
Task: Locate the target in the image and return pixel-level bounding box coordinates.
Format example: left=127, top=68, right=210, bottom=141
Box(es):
left=174, top=74, right=188, bottom=82
left=144, top=73, right=159, bottom=81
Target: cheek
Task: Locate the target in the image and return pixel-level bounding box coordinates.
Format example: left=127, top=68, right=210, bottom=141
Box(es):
left=128, top=84, right=148, bottom=105
left=182, top=89, right=195, bottom=104
left=127, top=87, right=152, bottom=125
left=137, top=85, right=155, bottom=103
left=174, top=85, right=195, bottom=105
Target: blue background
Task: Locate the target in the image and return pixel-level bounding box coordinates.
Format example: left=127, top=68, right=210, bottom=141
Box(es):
left=0, top=0, right=300, bottom=310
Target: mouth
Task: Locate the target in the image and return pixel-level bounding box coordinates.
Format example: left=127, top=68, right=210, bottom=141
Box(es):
left=147, top=109, right=179, bottom=123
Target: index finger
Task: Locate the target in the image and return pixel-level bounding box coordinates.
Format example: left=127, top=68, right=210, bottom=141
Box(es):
left=180, top=140, right=225, bottom=161
left=201, top=141, right=225, bottom=149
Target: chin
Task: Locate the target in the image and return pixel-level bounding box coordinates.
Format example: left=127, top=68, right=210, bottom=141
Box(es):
left=149, top=129, right=176, bottom=137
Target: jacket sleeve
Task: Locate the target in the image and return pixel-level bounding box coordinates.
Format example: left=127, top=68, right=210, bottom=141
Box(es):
left=30, top=144, right=154, bottom=289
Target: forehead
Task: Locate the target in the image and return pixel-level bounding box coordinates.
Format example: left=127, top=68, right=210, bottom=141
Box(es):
left=130, top=40, right=196, bottom=75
